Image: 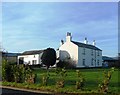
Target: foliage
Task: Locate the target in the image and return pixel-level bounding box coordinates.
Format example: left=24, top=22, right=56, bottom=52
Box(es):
left=42, top=73, right=50, bottom=86
left=12, top=65, right=26, bottom=83
left=41, top=48, right=56, bottom=69
left=2, top=59, right=14, bottom=82
left=98, top=67, right=115, bottom=93
left=2, top=59, right=36, bottom=84
left=13, top=65, right=20, bottom=83
left=108, top=61, right=120, bottom=68
left=24, top=67, right=36, bottom=84
left=56, top=68, right=67, bottom=88
left=76, top=70, right=85, bottom=90
left=57, top=59, right=76, bottom=69
left=2, top=67, right=119, bottom=94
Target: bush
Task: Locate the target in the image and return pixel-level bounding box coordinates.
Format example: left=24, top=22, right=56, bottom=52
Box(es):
left=2, top=59, right=36, bottom=84
left=42, top=73, right=50, bottom=86
left=2, top=59, right=14, bottom=82
left=25, top=67, right=36, bottom=84
left=98, top=67, right=115, bottom=93
left=56, top=68, right=67, bottom=88
left=76, top=70, right=85, bottom=90
left=56, top=59, right=76, bottom=69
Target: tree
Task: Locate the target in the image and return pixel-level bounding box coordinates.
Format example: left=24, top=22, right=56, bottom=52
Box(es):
left=41, top=48, right=56, bottom=69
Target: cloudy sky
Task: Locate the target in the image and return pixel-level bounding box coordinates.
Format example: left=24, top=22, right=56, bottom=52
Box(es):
left=2, top=2, right=118, bottom=57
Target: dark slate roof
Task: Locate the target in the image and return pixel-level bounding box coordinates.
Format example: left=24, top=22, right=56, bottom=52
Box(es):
left=102, top=56, right=118, bottom=61
left=21, top=50, right=44, bottom=55
left=72, top=41, right=102, bottom=51
left=111, top=57, right=119, bottom=60
left=2, top=52, right=20, bottom=57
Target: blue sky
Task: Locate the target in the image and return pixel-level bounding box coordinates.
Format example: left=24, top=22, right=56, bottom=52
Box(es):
left=2, top=2, right=118, bottom=57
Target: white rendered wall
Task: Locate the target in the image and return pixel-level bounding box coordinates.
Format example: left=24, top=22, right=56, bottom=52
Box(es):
left=78, top=47, right=102, bottom=67
left=95, top=50, right=102, bottom=67
left=18, top=54, right=40, bottom=65
left=78, top=47, right=91, bottom=67
left=59, top=41, right=78, bottom=66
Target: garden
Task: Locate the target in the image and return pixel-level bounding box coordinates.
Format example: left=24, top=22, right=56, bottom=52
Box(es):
left=1, top=59, right=120, bottom=94
left=1, top=48, right=120, bottom=94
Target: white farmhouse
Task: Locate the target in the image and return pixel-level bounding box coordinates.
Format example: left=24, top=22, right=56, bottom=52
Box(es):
left=59, top=32, right=102, bottom=67
left=18, top=50, right=43, bottom=65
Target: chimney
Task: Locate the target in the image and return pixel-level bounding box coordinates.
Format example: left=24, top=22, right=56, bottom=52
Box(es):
left=66, top=32, right=72, bottom=42
left=84, top=37, right=88, bottom=44
left=93, top=40, right=96, bottom=46
left=60, top=40, right=64, bottom=45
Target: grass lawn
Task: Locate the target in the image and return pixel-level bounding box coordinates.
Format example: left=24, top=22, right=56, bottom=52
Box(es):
left=33, top=68, right=120, bottom=94
left=2, top=67, right=119, bottom=94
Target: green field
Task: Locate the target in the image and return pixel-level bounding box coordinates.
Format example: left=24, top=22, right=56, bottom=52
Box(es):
left=33, top=68, right=120, bottom=94
left=2, top=67, right=120, bottom=94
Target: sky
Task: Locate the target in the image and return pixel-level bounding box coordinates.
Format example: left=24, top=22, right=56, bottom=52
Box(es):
left=2, top=2, right=118, bottom=57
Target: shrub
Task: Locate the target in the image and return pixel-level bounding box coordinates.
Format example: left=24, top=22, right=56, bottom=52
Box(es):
left=42, top=73, right=50, bottom=86
left=98, top=67, right=115, bottom=93
left=56, top=59, right=76, bottom=69
left=2, top=59, right=14, bottom=82
left=25, top=67, right=36, bottom=84
left=2, top=59, right=36, bottom=84
left=13, top=64, right=35, bottom=83
left=76, top=70, right=85, bottom=90
left=56, top=68, right=67, bottom=88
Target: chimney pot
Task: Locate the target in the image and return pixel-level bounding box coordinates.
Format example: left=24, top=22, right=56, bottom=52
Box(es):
left=84, top=37, right=88, bottom=44
left=60, top=40, right=64, bottom=45
left=66, top=32, right=72, bottom=42
left=93, top=40, right=96, bottom=46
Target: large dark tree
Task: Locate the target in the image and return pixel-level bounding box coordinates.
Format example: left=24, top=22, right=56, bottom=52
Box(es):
left=41, top=48, right=56, bottom=69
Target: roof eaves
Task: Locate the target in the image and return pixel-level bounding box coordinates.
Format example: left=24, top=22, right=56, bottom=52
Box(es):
left=72, top=41, right=102, bottom=51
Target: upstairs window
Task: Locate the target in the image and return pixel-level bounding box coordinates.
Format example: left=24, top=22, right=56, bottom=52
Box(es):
left=97, top=51, right=99, bottom=56
left=91, top=49, right=93, bottom=56
left=83, top=48, right=85, bottom=55
left=34, top=55, right=36, bottom=58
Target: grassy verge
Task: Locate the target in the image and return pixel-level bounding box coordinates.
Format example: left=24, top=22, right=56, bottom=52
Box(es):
left=1, top=68, right=120, bottom=94
left=0, top=81, right=108, bottom=94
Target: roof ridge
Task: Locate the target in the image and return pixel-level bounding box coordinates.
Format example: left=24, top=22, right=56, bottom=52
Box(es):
left=72, top=41, right=102, bottom=51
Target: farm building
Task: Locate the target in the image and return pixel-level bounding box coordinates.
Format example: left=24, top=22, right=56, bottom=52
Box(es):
left=18, top=50, right=44, bottom=65
left=58, top=32, right=102, bottom=68
left=2, top=51, right=20, bottom=64
left=102, top=56, right=119, bottom=67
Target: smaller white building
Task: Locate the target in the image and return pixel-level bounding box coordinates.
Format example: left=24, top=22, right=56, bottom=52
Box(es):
left=18, top=50, right=43, bottom=65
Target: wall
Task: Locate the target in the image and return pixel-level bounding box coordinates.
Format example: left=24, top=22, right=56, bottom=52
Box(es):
left=78, top=47, right=102, bottom=67
left=96, top=50, right=102, bottom=67
left=59, top=41, right=78, bottom=66
left=18, top=54, right=41, bottom=65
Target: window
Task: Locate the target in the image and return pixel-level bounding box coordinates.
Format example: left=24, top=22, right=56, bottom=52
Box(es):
left=97, top=60, right=99, bottom=65
left=34, top=55, right=36, bottom=58
left=91, top=58, right=94, bottom=66
left=97, top=51, right=99, bottom=56
left=19, top=57, right=24, bottom=64
left=83, top=59, right=85, bottom=66
left=83, top=48, right=85, bottom=55
left=91, top=49, right=93, bottom=55
left=28, top=61, right=30, bottom=64
left=32, top=60, right=37, bottom=65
